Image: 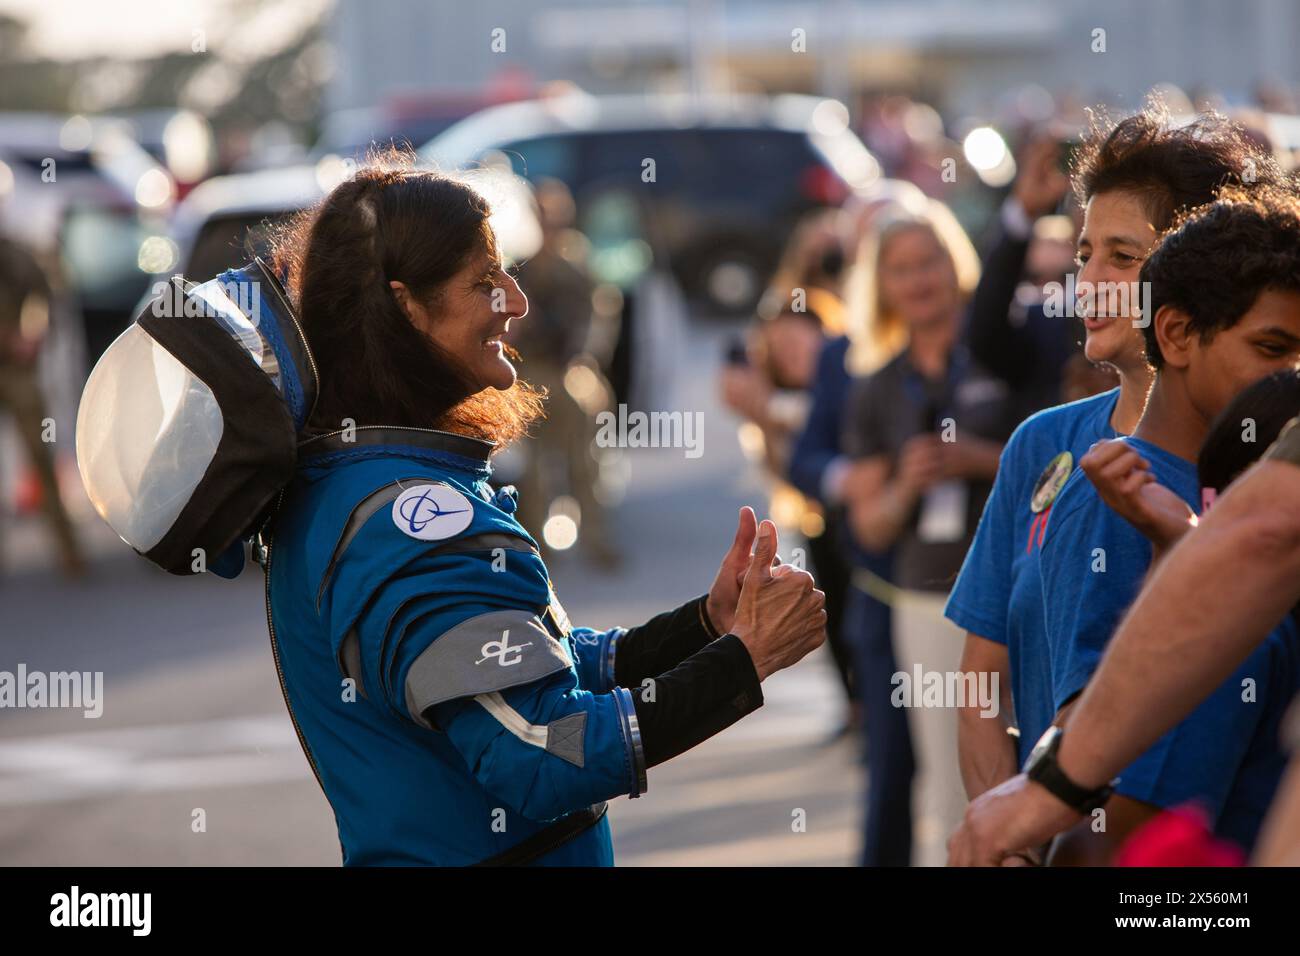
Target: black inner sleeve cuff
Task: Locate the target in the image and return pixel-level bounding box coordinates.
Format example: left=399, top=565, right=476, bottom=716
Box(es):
left=630, top=634, right=764, bottom=768
left=613, top=595, right=718, bottom=688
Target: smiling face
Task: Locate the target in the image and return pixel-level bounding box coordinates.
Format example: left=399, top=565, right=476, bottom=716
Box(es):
left=1075, top=190, right=1159, bottom=370
left=877, top=224, right=959, bottom=332
left=1170, top=288, right=1300, bottom=424
left=392, top=236, right=529, bottom=393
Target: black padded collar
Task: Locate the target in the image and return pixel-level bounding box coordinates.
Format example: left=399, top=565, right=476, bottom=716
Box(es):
left=298, top=426, right=495, bottom=462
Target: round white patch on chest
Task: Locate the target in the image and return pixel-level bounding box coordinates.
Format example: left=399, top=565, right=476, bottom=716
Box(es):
left=391, top=483, right=475, bottom=541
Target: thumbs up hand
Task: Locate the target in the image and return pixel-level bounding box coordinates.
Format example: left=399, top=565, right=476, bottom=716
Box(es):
left=729, top=519, right=827, bottom=681
left=704, top=506, right=759, bottom=636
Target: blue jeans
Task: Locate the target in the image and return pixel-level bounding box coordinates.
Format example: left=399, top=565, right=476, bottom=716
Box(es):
left=846, top=580, right=914, bottom=866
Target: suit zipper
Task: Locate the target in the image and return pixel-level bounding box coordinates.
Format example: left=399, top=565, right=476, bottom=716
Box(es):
left=257, top=498, right=327, bottom=799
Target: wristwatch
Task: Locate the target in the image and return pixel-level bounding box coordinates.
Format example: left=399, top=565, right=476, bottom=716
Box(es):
left=1023, top=726, right=1116, bottom=815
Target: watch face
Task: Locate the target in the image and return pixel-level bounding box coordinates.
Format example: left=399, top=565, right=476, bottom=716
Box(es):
left=1026, top=740, right=1049, bottom=772
left=1025, top=727, right=1059, bottom=772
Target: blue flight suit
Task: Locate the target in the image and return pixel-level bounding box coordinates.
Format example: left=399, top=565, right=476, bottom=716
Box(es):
left=266, top=426, right=647, bottom=865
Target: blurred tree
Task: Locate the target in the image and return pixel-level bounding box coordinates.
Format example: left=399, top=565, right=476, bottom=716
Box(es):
left=0, top=3, right=328, bottom=149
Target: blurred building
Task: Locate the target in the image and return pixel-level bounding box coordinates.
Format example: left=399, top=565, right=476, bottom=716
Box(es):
left=328, top=0, right=1300, bottom=117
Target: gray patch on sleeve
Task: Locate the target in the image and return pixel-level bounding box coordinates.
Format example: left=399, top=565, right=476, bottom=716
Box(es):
left=404, top=609, right=572, bottom=728
left=546, top=711, right=587, bottom=767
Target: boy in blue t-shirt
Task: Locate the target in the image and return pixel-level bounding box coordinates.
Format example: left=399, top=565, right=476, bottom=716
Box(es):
left=946, top=390, right=1117, bottom=770
left=1035, top=186, right=1300, bottom=861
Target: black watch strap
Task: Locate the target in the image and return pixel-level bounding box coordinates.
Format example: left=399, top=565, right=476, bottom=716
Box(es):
left=1024, top=727, right=1115, bottom=814
left=1029, top=757, right=1113, bottom=814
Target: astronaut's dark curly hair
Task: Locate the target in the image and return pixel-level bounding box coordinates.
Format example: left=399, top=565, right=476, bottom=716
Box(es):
left=1072, top=100, right=1285, bottom=233
left=1139, top=184, right=1300, bottom=369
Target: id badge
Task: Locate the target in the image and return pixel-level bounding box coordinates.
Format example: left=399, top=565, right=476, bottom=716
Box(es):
left=546, top=579, right=573, bottom=637
left=917, top=480, right=968, bottom=543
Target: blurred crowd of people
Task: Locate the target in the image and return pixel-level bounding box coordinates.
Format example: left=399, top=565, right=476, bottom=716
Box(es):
left=722, top=92, right=1300, bottom=867
left=0, top=229, right=83, bottom=579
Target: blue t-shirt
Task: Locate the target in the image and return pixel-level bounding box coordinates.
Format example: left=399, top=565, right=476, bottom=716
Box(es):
left=1040, top=435, right=1300, bottom=850
left=944, top=388, right=1119, bottom=763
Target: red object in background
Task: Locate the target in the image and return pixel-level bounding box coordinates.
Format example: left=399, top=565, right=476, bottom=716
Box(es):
left=799, top=164, right=850, bottom=205
left=12, top=459, right=78, bottom=516
left=14, top=465, right=43, bottom=515
left=1115, top=804, right=1247, bottom=867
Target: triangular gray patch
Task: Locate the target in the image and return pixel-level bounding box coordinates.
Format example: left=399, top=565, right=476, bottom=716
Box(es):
left=546, top=711, right=587, bottom=768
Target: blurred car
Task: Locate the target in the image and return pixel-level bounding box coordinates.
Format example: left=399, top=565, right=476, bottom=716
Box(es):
left=106, top=108, right=216, bottom=200
left=156, top=164, right=325, bottom=285
left=313, top=89, right=528, bottom=163
left=142, top=158, right=544, bottom=294
left=422, top=93, right=880, bottom=314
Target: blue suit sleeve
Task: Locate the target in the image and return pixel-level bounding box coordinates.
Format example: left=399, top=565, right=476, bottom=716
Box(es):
left=567, top=625, right=625, bottom=693
left=431, top=672, right=640, bottom=823
left=350, top=548, right=646, bottom=823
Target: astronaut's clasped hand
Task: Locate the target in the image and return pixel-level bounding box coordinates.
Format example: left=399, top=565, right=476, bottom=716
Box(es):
left=728, top=518, right=828, bottom=681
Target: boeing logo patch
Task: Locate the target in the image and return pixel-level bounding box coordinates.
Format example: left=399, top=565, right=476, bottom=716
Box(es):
left=392, top=483, right=474, bottom=541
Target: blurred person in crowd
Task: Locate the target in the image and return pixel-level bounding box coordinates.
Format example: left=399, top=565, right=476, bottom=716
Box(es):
left=964, top=131, right=1078, bottom=418
left=786, top=187, right=929, bottom=864
left=509, top=179, right=619, bottom=565
left=719, top=207, right=852, bottom=473
left=766, top=208, right=852, bottom=312
left=859, top=95, right=915, bottom=178
left=944, top=107, right=1287, bottom=832
left=841, top=197, right=1017, bottom=866
left=730, top=305, right=840, bottom=477
left=778, top=312, right=868, bottom=744
left=721, top=209, right=858, bottom=735
left=857, top=95, right=972, bottom=205
left=0, top=225, right=83, bottom=579
left=952, top=186, right=1300, bottom=866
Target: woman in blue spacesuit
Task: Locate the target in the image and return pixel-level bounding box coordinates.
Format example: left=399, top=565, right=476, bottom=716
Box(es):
left=262, top=153, right=828, bottom=866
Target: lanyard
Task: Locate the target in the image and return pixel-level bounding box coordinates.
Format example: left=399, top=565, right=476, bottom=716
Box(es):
left=899, top=343, right=970, bottom=430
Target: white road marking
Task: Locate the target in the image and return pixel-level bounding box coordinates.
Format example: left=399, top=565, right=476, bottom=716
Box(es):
left=0, top=715, right=306, bottom=806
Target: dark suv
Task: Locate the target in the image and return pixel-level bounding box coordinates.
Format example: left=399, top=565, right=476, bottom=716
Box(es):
left=423, top=94, right=879, bottom=314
